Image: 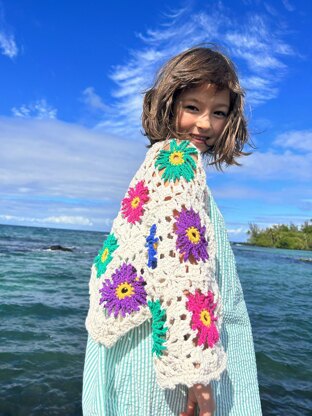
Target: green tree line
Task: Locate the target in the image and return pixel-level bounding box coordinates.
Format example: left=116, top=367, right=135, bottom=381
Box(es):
left=247, top=220, right=312, bottom=250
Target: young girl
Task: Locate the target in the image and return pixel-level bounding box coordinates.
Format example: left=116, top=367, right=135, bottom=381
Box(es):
left=82, top=46, right=262, bottom=416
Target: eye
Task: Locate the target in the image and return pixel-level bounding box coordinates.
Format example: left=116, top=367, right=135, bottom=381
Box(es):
left=184, top=105, right=199, bottom=112
left=214, top=111, right=228, bottom=118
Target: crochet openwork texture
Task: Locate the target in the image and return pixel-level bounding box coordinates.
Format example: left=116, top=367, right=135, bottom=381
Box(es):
left=86, top=139, right=226, bottom=389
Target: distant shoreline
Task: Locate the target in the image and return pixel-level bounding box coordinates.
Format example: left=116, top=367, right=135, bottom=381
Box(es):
left=1, top=223, right=311, bottom=251
left=231, top=241, right=312, bottom=252
left=246, top=221, right=312, bottom=251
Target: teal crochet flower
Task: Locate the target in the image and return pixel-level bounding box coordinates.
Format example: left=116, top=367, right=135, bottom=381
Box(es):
left=94, top=233, right=119, bottom=278
left=148, top=299, right=168, bottom=357
left=155, top=140, right=198, bottom=182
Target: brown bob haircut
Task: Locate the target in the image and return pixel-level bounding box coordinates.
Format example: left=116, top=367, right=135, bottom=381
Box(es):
left=142, top=45, right=254, bottom=170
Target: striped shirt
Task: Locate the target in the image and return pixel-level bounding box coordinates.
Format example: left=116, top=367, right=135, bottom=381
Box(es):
left=82, top=189, right=262, bottom=415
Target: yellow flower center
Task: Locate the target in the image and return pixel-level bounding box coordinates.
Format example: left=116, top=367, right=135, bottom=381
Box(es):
left=101, top=248, right=109, bottom=263
left=200, top=309, right=211, bottom=327
left=115, top=282, right=135, bottom=300
left=153, top=242, right=158, bottom=250
left=186, top=226, right=200, bottom=244
left=169, top=151, right=184, bottom=166
left=131, top=196, right=141, bottom=208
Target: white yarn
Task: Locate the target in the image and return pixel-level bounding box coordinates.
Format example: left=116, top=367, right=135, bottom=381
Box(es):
left=85, top=139, right=226, bottom=388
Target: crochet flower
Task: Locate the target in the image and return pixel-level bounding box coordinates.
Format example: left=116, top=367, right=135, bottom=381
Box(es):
left=94, top=233, right=119, bottom=278
left=174, top=208, right=208, bottom=262
left=186, top=290, right=219, bottom=348
left=145, top=224, right=158, bottom=269
left=99, top=263, right=147, bottom=317
left=148, top=300, right=168, bottom=357
left=155, top=140, right=198, bottom=182
left=121, top=180, right=150, bottom=224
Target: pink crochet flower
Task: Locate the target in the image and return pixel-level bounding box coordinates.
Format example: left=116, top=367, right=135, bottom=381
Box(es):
left=186, top=289, right=220, bottom=348
left=121, top=180, right=149, bottom=224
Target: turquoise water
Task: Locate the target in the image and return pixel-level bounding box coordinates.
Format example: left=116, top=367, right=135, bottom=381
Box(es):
left=0, top=224, right=311, bottom=415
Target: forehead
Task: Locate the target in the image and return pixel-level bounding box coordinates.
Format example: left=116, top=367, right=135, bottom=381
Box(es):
left=179, top=83, right=230, bottom=103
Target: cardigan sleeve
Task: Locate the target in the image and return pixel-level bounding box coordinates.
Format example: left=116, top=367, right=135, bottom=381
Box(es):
left=85, top=139, right=226, bottom=387
left=144, top=139, right=227, bottom=389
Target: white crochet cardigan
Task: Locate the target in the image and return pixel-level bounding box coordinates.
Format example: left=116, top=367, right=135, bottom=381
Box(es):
left=86, top=139, right=226, bottom=389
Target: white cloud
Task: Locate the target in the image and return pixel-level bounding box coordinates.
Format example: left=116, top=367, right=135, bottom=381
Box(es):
left=222, top=129, right=312, bottom=184
left=1, top=115, right=310, bottom=233
left=0, top=116, right=145, bottom=198
left=12, top=99, right=57, bottom=119
left=0, top=116, right=147, bottom=229
left=241, top=76, right=278, bottom=104
left=273, top=130, right=312, bottom=152
left=227, top=148, right=312, bottom=182
left=252, top=216, right=308, bottom=229
left=217, top=129, right=312, bottom=183
left=214, top=183, right=312, bottom=208
left=43, top=216, right=93, bottom=225
left=0, top=31, right=18, bottom=58
left=0, top=214, right=93, bottom=226
left=227, top=227, right=248, bottom=234
left=82, top=87, right=110, bottom=112
left=263, top=3, right=279, bottom=17
left=282, top=0, right=295, bottom=12
left=0, top=3, right=18, bottom=58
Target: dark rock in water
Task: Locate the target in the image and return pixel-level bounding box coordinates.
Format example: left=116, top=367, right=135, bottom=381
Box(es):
left=48, top=245, right=73, bottom=252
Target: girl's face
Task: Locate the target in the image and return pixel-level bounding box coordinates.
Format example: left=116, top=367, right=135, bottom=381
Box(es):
left=174, top=83, right=230, bottom=152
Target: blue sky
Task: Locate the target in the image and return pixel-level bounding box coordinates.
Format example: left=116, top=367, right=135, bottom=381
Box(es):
left=1, top=0, right=311, bottom=242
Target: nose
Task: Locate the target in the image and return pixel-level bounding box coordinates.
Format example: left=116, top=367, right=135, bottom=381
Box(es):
left=196, top=114, right=211, bottom=131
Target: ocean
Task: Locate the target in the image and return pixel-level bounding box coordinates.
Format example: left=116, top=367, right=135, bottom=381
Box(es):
left=0, top=224, right=311, bottom=416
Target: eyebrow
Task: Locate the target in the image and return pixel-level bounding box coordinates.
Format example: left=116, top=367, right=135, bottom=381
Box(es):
left=182, top=97, right=229, bottom=109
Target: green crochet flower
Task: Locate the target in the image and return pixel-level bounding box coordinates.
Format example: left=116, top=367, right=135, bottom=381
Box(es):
left=148, top=299, right=168, bottom=357
left=155, top=140, right=198, bottom=182
left=94, top=233, right=119, bottom=278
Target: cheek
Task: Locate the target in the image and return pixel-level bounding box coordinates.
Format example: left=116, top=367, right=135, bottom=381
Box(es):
left=214, top=119, right=227, bottom=134
left=177, top=112, right=193, bottom=131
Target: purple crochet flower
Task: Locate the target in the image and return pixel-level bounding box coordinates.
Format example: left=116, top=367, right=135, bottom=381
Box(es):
left=174, top=208, right=209, bottom=262
left=99, top=263, right=147, bottom=318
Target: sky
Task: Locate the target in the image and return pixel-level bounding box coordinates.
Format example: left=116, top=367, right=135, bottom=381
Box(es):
left=0, top=0, right=311, bottom=242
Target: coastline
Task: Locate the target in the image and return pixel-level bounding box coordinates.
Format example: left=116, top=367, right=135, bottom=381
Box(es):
left=231, top=241, right=312, bottom=252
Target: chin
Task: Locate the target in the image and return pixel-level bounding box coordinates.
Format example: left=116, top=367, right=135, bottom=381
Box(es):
left=191, top=142, right=209, bottom=153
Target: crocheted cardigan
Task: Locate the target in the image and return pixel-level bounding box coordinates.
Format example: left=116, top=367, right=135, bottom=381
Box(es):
left=85, top=138, right=227, bottom=389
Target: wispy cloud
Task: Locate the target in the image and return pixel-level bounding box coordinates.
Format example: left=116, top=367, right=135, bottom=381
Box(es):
left=92, top=3, right=295, bottom=138
left=11, top=99, right=58, bottom=119
left=241, top=76, right=278, bottom=105
left=227, top=227, right=248, bottom=235
left=82, top=87, right=111, bottom=113
left=221, top=128, right=312, bottom=182
left=273, top=130, right=312, bottom=152
left=225, top=14, right=293, bottom=71
left=0, top=3, right=18, bottom=58
left=227, top=148, right=312, bottom=182
left=282, top=0, right=295, bottom=12
left=0, top=31, right=18, bottom=58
